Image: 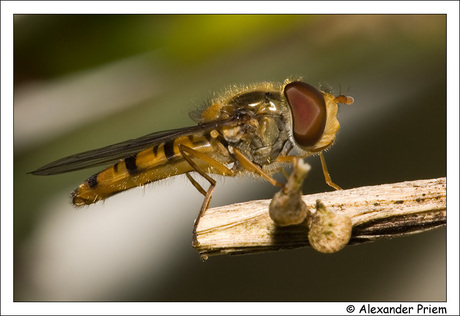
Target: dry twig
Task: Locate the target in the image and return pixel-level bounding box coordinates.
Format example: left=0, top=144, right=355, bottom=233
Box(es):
left=193, top=177, right=446, bottom=258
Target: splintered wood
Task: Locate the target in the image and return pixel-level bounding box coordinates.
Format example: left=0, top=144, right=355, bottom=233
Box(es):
left=193, top=177, right=446, bottom=258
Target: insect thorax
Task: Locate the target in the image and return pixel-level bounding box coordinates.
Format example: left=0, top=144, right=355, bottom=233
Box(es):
left=214, top=90, right=291, bottom=169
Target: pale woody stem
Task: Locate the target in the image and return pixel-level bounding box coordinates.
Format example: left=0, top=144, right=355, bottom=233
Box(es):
left=193, top=177, right=446, bottom=258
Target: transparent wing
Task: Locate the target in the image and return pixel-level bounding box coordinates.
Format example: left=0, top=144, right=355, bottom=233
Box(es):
left=188, top=109, right=203, bottom=123
left=30, top=120, right=234, bottom=175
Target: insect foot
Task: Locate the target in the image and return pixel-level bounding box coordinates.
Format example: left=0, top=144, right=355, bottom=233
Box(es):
left=307, top=200, right=352, bottom=253
left=269, top=159, right=310, bottom=226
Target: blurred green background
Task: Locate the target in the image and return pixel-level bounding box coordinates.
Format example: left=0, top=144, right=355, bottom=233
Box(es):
left=14, top=15, right=446, bottom=301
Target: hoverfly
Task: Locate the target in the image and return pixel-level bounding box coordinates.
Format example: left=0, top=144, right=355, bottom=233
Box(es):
left=31, top=78, right=353, bottom=235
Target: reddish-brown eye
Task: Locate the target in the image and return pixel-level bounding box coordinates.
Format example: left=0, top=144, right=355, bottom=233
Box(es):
left=284, top=81, right=327, bottom=148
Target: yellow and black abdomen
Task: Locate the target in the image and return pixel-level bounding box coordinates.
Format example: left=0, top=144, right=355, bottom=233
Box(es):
left=72, top=133, right=221, bottom=206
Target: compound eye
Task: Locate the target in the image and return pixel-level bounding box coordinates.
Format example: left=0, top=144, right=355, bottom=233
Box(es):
left=284, top=81, right=327, bottom=148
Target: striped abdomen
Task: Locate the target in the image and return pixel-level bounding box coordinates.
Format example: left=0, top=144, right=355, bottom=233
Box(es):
left=72, top=132, right=227, bottom=206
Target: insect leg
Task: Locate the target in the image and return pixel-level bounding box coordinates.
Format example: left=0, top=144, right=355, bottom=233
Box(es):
left=232, top=148, right=283, bottom=188
left=276, top=154, right=341, bottom=190
left=178, top=144, right=236, bottom=246
left=274, top=155, right=301, bottom=179
left=319, top=152, right=342, bottom=190
left=185, top=172, right=207, bottom=196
